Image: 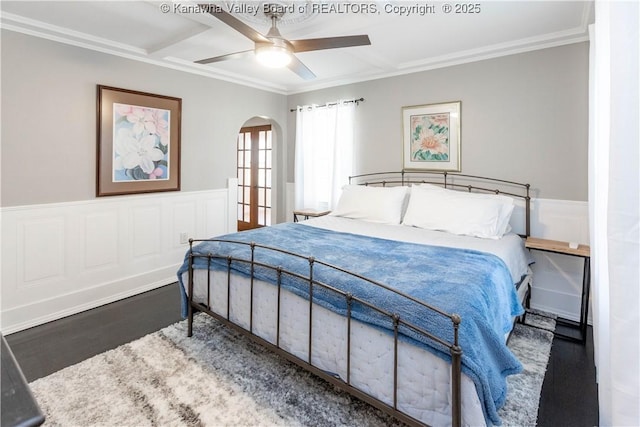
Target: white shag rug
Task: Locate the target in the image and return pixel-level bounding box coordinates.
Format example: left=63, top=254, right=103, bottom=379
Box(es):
left=30, top=313, right=554, bottom=427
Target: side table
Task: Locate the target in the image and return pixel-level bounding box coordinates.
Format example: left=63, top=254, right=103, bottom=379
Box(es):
left=525, top=237, right=591, bottom=344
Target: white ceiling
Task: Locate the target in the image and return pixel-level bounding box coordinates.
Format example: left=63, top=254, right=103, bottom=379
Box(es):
left=1, top=1, right=593, bottom=94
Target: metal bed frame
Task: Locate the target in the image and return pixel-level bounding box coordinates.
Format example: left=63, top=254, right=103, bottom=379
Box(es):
left=185, top=170, right=531, bottom=427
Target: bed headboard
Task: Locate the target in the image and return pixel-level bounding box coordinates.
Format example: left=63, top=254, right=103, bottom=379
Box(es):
left=349, top=170, right=531, bottom=237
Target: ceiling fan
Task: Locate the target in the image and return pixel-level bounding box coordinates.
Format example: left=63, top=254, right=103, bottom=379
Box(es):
left=194, top=3, right=371, bottom=80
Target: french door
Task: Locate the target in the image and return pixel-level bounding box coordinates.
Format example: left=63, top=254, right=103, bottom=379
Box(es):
left=237, top=125, right=272, bottom=231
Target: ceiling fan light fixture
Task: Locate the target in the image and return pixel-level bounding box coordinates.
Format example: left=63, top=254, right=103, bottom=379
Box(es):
left=195, top=7, right=369, bottom=80
left=255, top=45, right=292, bottom=68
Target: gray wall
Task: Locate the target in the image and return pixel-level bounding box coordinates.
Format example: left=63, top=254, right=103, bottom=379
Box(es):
left=1, top=30, right=288, bottom=208
left=287, top=43, right=589, bottom=201
left=1, top=30, right=589, bottom=216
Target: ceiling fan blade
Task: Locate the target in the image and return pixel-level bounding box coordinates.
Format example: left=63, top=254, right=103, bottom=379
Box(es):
left=198, top=3, right=269, bottom=43
left=288, top=55, right=316, bottom=80
left=290, top=35, right=371, bottom=53
left=195, top=50, right=254, bottom=65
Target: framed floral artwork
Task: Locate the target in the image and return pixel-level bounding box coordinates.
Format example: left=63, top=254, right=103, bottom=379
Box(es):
left=96, top=85, right=181, bottom=196
left=401, top=101, right=461, bottom=171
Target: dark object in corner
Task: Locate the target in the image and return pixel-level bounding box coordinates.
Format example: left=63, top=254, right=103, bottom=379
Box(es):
left=1, top=334, right=45, bottom=427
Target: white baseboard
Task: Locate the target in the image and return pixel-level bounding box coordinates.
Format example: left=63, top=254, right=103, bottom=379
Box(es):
left=529, top=288, right=592, bottom=324
left=1, top=267, right=179, bottom=335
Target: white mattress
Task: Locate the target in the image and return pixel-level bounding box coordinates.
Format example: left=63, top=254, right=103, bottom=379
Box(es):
left=182, top=218, right=531, bottom=427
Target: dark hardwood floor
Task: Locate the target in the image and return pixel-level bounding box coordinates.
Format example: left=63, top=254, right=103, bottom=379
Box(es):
left=5, top=284, right=183, bottom=383
left=537, top=321, right=599, bottom=427
left=6, top=283, right=598, bottom=426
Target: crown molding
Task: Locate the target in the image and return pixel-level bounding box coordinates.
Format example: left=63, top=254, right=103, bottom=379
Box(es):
left=1, top=4, right=592, bottom=96
left=0, top=12, right=290, bottom=95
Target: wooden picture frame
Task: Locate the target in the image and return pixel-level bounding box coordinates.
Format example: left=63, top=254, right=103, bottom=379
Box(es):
left=96, top=85, right=181, bottom=196
left=402, top=101, right=461, bottom=171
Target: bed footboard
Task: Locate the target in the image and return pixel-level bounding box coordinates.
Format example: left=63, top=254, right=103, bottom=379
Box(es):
left=185, top=240, right=464, bottom=427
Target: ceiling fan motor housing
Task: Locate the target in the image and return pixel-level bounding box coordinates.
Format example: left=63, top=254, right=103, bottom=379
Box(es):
left=263, top=3, right=292, bottom=19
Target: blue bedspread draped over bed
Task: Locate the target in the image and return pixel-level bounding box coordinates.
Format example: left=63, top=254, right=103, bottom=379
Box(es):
left=177, top=223, right=524, bottom=425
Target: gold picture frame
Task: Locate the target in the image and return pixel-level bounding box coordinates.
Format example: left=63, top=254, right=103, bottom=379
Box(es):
left=96, top=85, right=181, bottom=196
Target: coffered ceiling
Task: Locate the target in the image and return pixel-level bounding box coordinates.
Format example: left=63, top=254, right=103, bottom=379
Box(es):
left=1, top=1, right=593, bottom=94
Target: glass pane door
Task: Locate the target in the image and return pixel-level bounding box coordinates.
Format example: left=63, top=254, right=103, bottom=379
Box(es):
left=237, top=125, right=272, bottom=230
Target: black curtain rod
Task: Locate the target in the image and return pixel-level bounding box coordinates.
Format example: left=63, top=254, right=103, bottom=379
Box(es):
left=290, top=97, right=364, bottom=112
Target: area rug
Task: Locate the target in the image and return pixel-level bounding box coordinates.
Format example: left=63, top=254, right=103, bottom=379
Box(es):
left=30, top=314, right=554, bottom=426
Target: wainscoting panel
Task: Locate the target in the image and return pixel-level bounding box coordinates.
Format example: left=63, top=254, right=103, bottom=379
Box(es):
left=204, top=196, right=228, bottom=238
left=528, top=198, right=590, bottom=322
left=286, top=182, right=295, bottom=223
left=170, top=200, right=197, bottom=250
left=9, top=189, right=583, bottom=334
left=20, top=217, right=66, bottom=285
left=83, top=211, right=119, bottom=270
left=131, top=205, right=162, bottom=259
left=1, top=185, right=236, bottom=334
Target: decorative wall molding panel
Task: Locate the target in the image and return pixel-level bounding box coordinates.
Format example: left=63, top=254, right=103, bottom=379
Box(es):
left=527, top=198, right=590, bottom=322
left=286, top=182, right=295, bottom=223
left=1, top=181, right=237, bottom=334
left=3, top=188, right=586, bottom=334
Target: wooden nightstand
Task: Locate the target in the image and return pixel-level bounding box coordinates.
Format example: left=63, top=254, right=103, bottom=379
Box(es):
left=525, top=237, right=591, bottom=344
left=293, top=209, right=331, bottom=222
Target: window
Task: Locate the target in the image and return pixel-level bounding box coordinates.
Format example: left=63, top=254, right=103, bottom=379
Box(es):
left=294, top=102, right=355, bottom=211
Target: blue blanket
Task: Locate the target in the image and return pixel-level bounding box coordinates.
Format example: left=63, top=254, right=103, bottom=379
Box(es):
left=176, top=223, right=523, bottom=425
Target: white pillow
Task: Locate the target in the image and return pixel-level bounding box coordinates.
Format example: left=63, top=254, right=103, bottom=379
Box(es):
left=418, top=184, right=515, bottom=236
left=403, top=184, right=514, bottom=239
left=417, top=184, right=515, bottom=235
left=331, top=185, right=409, bottom=224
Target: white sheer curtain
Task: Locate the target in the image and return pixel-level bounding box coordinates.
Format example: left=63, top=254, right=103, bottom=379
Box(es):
left=589, top=1, right=639, bottom=425
left=294, top=101, right=355, bottom=211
